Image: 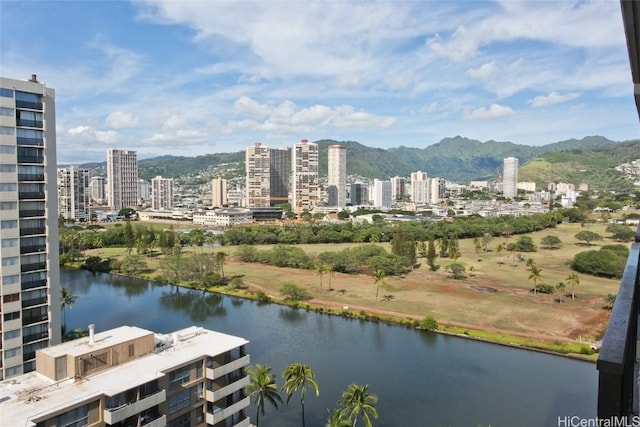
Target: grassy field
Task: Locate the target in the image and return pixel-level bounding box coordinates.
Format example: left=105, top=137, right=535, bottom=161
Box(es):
left=84, top=221, right=625, bottom=357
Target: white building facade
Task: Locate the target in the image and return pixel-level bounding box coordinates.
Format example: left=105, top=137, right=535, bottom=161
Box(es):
left=291, top=139, right=319, bottom=214
left=57, top=166, right=90, bottom=222
left=151, top=175, right=174, bottom=211
left=503, top=157, right=519, bottom=198
left=327, top=144, right=347, bottom=207
left=411, top=171, right=429, bottom=204
left=0, top=75, right=61, bottom=379
left=107, top=149, right=138, bottom=210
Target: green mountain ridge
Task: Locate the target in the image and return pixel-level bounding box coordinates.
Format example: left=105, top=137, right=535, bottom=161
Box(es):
left=70, top=136, right=640, bottom=192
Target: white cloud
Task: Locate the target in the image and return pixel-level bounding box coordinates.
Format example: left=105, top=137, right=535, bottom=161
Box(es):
left=466, top=61, right=496, bottom=80
left=105, top=111, right=139, bottom=129
left=65, top=125, right=122, bottom=144
left=530, top=92, right=582, bottom=108
left=467, top=103, right=515, bottom=120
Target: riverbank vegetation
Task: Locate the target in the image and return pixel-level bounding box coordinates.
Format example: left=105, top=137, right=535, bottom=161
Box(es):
left=59, top=210, right=632, bottom=360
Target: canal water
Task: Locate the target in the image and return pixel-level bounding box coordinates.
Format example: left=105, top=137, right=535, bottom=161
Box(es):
left=61, top=268, right=596, bottom=427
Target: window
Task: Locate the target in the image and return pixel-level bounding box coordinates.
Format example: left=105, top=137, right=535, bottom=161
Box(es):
left=169, top=365, right=191, bottom=387
left=2, top=274, right=19, bottom=284
left=4, top=329, right=20, bottom=340
left=15, top=91, right=40, bottom=104
left=5, top=366, right=21, bottom=378
left=0, top=88, right=14, bottom=98
left=4, top=311, right=20, bottom=321
left=3, top=293, right=19, bottom=303
left=2, top=238, right=18, bottom=247
left=0, top=127, right=15, bottom=135
left=0, top=201, right=17, bottom=210
left=167, top=412, right=191, bottom=427
left=4, top=347, right=21, bottom=358
left=128, top=343, right=134, bottom=357
left=0, top=183, right=17, bottom=191
left=0, top=107, right=13, bottom=116
left=56, top=405, right=88, bottom=427
left=0, top=164, right=16, bottom=173
left=1, top=220, right=17, bottom=229
left=168, top=389, right=191, bottom=414
left=2, top=256, right=19, bottom=266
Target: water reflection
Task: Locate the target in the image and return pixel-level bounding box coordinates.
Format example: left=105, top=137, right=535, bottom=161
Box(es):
left=278, top=306, right=308, bottom=324
left=108, top=274, right=148, bottom=297
left=159, top=289, right=227, bottom=322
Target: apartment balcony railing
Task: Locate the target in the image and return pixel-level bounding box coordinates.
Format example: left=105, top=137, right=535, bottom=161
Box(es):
left=16, top=100, right=42, bottom=110
left=205, top=396, right=250, bottom=426
left=22, top=296, right=47, bottom=308
left=16, top=155, right=44, bottom=164
left=17, top=137, right=43, bottom=147
left=20, top=227, right=46, bottom=236
left=19, top=210, right=45, bottom=218
left=18, top=191, right=45, bottom=200
left=21, top=279, right=47, bottom=290
left=16, top=119, right=43, bottom=128
left=597, top=224, right=640, bottom=418
left=206, top=355, right=251, bottom=380
left=103, top=389, right=166, bottom=425
left=22, top=314, right=48, bottom=326
left=20, top=245, right=46, bottom=255
left=18, top=174, right=45, bottom=182
left=23, top=331, right=48, bottom=344
left=21, top=262, right=46, bottom=273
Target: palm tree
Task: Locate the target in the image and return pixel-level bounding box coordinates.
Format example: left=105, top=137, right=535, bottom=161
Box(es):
left=556, top=281, right=567, bottom=303
left=326, top=408, right=351, bottom=427
left=373, top=269, right=385, bottom=302
left=338, top=383, right=378, bottom=427
left=528, top=265, right=543, bottom=295
left=281, top=363, right=319, bottom=427
left=315, top=264, right=327, bottom=289
left=215, top=251, right=227, bottom=278
left=60, top=286, right=78, bottom=335
left=246, top=364, right=283, bottom=427
left=566, top=272, right=580, bottom=301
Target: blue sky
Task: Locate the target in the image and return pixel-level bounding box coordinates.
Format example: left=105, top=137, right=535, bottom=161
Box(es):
left=1, top=0, right=638, bottom=164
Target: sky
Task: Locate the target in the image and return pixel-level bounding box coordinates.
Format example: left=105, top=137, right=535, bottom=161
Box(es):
left=1, top=0, right=638, bottom=164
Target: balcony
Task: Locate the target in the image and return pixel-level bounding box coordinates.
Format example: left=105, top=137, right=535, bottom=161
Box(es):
left=16, top=137, right=43, bottom=147
left=21, top=262, right=46, bottom=273
left=20, top=245, right=46, bottom=254
left=20, top=227, right=46, bottom=236
left=205, top=375, right=250, bottom=402
left=21, top=279, right=47, bottom=290
left=205, top=396, right=250, bottom=425
left=15, top=100, right=42, bottom=110
left=596, top=225, right=640, bottom=417
left=103, top=389, right=166, bottom=425
left=18, top=191, right=45, bottom=200
left=206, top=355, right=250, bottom=380
left=22, top=314, right=48, bottom=326
left=19, top=210, right=45, bottom=218
left=16, top=119, right=43, bottom=128
left=22, top=296, right=47, bottom=308
left=23, top=331, right=48, bottom=344
left=16, top=156, right=44, bottom=164
left=18, top=174, right=44, bottom=182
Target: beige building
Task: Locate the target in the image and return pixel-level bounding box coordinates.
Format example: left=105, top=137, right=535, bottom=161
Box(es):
left=327, top=145, right=346, bottom=207
left=245, top=142, right=288, bottom=208
left=2, top=325, right=251, bottom=427
left=291, top=139, right=319, bottom=214
left=106, top=149, right=138, bottom=210
left=151, top=175, right=174, bottom=211
left=0, top=75, right=61, bottom=379
left=212, top=177, right=227, bottom=208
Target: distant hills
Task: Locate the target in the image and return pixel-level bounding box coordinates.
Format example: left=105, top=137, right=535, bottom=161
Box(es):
left=74, top=135, right=640, bottom=192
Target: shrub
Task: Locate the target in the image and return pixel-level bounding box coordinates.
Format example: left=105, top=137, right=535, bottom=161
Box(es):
left=572, top=249, right=627, bottom=279
left=537, top=284, right=556, bottom=294
left=279, top=283, right=311, bottom=301
left=419, top=316, right=438, bottom=331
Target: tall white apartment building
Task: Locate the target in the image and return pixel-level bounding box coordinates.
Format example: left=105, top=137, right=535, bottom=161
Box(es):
left=327, top=144, right=347, bottom=207
left=2, top=325, right=252, bottom=427
left=411, top=171, right=429, bottom=204
left=138, top=178, right=150, bottom=203
left=245, top=143, right=288, bottom=207
left=429, top=177, right=447, bottom=205
left=106, top=149, right=138, bottom=211
left=390, top=176, right=406, bottom=202
left=503, top=157, right=519, bottom=198
left=0, top=75, right=61, bottom=379
left=291, top=139, right=319, bottom=215
left=151, top=176, right=174, bottom=210
left=57, top=166, right=90, bottom=222
left=212, top=177, right=228, bottom=207
left=89, top=176, right=106, bottom=204
left=372, top=179, right=392, bottom=210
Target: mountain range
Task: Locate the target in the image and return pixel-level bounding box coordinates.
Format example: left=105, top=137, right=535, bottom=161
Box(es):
left=75, top=135, right=640, bottom=192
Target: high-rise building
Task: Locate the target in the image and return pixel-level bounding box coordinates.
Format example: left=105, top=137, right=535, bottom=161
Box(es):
left=327, top=145, right=347, bottom=207
left=503, top=157, right=519, bottom=198
left=89, top=176, right=106, bottom=204
left=211, top=177, right=227, bottom=207
left=390, top=176, right=406, bottom=202
left=57, top=166, right=90, bottom=222
left=245, top=143, right=288, bottom=207
left=291, top=139, right=319, bottom=215
left=349, top=182, right=368, bottom=206
left=372, top=179, right=392, bottom=210
left=0, top=75, right=61, bottom=378
left=429, top=177, right=447, bottom=205
left=106, top=149, right=138, bottom=211
left=411, top=171, right=429, bottom=204
left=138, top=178, right=150, bottom=203
left=151, top=175, right=174, bottom=210
left=4, top=325, right=251, bottom=427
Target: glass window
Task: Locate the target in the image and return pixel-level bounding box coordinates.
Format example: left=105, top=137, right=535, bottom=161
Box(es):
left=57, top=404, right=88, bottom=427
left=0, top=107, right=14, bottom=116
left=0, top=88, right=14, bottom=98
left=3, top=293, right=19, bottom=303
left=1, top=220, right=17, bottom=229
left=0, top=183, right=17, bottom=191
left=169, top=365, right=191, bottom=387
left=0, top=127, right=15, bottom=136
left=17, top=128, right=42, bottom=139
left=168, top=389, right=191, bottom=414
left=4, top=311, right=20, bottom=321
left=0, top=164, right=16, bottom=172
left=4, top=329, right=20, bottom=340
left=2, top=274, right=19, bottom=284
left=15, top=91, right=40, bottom=103
left=168, top=412, right=190, bottom=427
left=0, top=201, right=17, bottom=210
left=1, top=238, right=18, bottom=247
left=2, top=256, right=18, bottom=266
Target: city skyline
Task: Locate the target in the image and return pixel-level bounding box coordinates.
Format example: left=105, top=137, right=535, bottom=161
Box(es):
left=1, top=1, right=637, bottom=164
